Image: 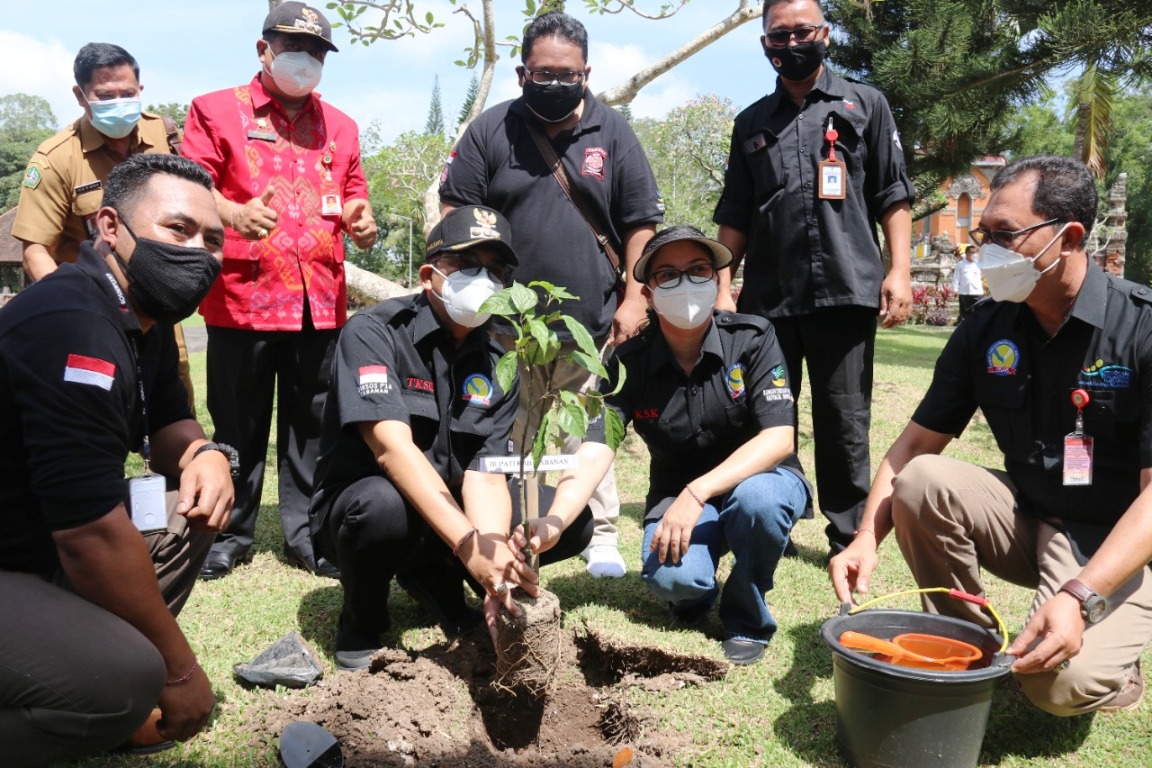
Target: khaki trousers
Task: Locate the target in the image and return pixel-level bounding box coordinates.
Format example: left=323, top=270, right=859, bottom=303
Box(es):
left=890, top=454, right=1152, bottom=716
left=498, top=335, right=620, bottom=549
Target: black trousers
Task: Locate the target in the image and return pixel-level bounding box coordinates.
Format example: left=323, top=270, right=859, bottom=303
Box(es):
left=958, top=293, right=981, bottom=320
left=0, top=489, right=213, bottom=767
left=315, top=476, right=594, bottom=633
left=769, top=307, right=877, bottom=553
left=205, top=323, right=338, bottom=560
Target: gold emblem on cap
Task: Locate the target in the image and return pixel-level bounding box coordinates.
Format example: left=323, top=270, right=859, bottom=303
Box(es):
left=474, top=208, right=498, bottom=228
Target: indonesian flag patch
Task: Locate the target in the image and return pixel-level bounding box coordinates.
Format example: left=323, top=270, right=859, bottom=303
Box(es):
left=64, top=354, right=115, bottom=391
left=357, top=364, right=391, bottom=396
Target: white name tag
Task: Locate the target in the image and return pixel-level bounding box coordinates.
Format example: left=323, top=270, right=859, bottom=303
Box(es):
left=128, top=474, right=168, bottom=531
left=479, top=454, right=578, bottom=474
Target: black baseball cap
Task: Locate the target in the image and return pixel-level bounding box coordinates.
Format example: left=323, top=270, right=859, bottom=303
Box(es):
left=634, top=225, right=733, bottom=281
left=263, top=2, right=338, bottom=53
left=426, top=205, right=519, bottom=267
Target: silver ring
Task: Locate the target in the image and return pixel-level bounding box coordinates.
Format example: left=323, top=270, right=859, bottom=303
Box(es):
left=1055, top=660, right=1070, bottom=672
left=493, top=582, right=509, bottom=595
left=257, top=228, right=270, bottom=239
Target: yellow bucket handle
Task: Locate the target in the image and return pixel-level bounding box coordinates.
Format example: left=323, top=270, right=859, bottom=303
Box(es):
left=849, top=588, right=1010, bottom=654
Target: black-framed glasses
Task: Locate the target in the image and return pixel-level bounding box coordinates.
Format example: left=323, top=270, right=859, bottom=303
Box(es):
left=970, top=218, right=1064, bottom=250
left=765, top=24, right=822, bottom=47
left=523, top=68, right=585, bottom=86
left=433, top=251, right=514, bottom=285
left=650, top=264, right=716, bottom=289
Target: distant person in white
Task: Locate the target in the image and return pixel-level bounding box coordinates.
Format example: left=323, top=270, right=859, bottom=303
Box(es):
left=952, top=243, right=984, bottom=321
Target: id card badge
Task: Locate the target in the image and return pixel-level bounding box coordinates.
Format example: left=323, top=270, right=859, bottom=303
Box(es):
left=1063, top=434, right=1094, bottom=486
left=819, top=159, right=846, bottom=199
left=321, top=191, right=342, bottom=217
left=128, top=474, right=168, bottom=532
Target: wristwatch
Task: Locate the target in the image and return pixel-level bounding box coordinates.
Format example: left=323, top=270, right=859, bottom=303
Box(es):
left=193, top=442, right=240, bottom=479
left=1058, top=578, right=1107, bottom=624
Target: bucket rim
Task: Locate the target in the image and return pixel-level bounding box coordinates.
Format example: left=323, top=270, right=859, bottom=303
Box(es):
left=822, top=609, right=1013, bottom=682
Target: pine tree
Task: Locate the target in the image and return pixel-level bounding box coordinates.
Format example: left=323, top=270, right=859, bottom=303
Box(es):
left=425, top=75, right=445, bottom=136
left=458, top=73, right=480, bottom=127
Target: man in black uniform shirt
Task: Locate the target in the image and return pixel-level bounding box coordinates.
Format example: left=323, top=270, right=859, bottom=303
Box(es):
left=0, top=154, right=234, bottom=764
left=831, top=156, right=1152, bottom=715
left=310, top=205, right=594, bottom=670
left=440, top=10, right=664, bottom=578
left=714, top=0, right=914, bottom=555
left=542, top=226, right=811, bottom=665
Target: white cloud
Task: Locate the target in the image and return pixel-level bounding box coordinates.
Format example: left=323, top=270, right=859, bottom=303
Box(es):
left=0, top=30, right=78, bottom=129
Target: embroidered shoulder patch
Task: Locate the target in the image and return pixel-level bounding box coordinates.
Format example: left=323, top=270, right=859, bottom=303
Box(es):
left=22, top=166, right=42, bottom=189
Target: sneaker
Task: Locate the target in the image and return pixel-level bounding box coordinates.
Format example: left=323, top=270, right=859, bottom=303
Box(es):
left=1100, top=661, right=1144, bottom=713
left=722, top=638, right=766, bottom=666
left=582, top=544, right=627, bottom=579
left=334, top=611, right=383, bottom=672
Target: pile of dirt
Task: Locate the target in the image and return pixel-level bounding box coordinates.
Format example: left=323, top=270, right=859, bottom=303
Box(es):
left=242, top=626, right=726, bottom=767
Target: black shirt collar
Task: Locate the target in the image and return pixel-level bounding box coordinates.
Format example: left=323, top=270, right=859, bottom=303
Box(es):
left=764, top=66, right=846, bottom=117
left=75, top=242, right=142, bottom=335
left=648, top=315, right=724, bottom=373
left=1067, top=257, right=1109, bottom=330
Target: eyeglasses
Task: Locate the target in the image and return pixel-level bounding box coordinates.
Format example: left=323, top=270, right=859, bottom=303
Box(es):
left=433, top=251, right=513, bottom=285
left=523, top=68, right=585, bottom=86
left=765, top=24, right=823, bottom=47
left=650, top=263, right=716, bottom=289
left=970, top=218, right=1064, bottom=250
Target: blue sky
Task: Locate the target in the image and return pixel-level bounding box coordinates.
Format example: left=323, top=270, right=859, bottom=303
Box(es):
left=2, top=1, right=771, bottom=142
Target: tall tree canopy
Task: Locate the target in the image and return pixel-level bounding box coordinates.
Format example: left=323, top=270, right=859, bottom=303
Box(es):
left=0, top=94, right=57, bottom=212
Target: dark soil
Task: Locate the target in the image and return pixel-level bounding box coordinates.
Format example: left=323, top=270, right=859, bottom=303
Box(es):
left=243, top=626, right=726, bottom=767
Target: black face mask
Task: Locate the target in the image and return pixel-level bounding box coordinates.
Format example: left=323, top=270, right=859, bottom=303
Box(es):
left=763, top=39, right=827, bottom=82
left=522, top=80, right=585, bottom=123
left=114, top=216, right=222, bottom=325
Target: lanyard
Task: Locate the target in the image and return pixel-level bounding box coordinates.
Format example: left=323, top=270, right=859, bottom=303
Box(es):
left=128, top=336, right=152, bottom=474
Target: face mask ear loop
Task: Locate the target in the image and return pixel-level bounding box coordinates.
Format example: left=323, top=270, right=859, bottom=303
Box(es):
left=1033, top=223, right=1070, bottom=277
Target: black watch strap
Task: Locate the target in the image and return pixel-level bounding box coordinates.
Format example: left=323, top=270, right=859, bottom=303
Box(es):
left=194, top=442, right=240, bottom=479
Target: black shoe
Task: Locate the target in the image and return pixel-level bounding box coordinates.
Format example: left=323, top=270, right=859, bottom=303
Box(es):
left=396, top=573, right=483, bottom=636
left=669, top=599, right=711, bottom=628
left=334, top=611, right=383, bottom=672
left=722, top=638, right=766, bottom=666
left=199, top=549, right=242, bottom=580
left=782, top=538, right=799, bottom=558
left=283, top=547, right=341, bottom=579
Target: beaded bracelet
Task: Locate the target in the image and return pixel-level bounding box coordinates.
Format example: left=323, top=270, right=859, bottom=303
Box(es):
left=166, top=661, right=199, bottom=687
left=453, top=528, right=478, bottom=557
left=684, top=485, right=706, bottom=508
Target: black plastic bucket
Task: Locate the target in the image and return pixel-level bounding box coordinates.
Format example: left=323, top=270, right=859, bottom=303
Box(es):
left=821, top=608, right=1013, bottom=768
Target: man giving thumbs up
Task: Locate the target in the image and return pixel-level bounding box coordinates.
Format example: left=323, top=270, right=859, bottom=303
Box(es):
left=181, top=1, right=377, bottom=580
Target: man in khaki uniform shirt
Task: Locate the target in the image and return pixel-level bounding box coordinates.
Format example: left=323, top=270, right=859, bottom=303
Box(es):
left=13, top=42, right=195, bottom=409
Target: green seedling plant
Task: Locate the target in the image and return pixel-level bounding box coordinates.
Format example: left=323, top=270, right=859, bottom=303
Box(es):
left=481, top=280, right=626, bottom=570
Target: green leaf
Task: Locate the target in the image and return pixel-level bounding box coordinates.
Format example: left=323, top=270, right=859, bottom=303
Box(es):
left=567, top=350, right=609, bottom=381
left=531, top=410, right=553, bottom=470
left=509, top=282, right=539, bottom=314
left=606, top=358, right=627, bottom=396
left=426, top=11, right=435, bottom=24
left=558, top=390, right=582, bottom=408
left=604, top=407, right=626, bottom=452
left=548, top=285, right=578, bottom=302
left=561, top=316, right=599, bottom=359
left=480, top=287, right=518, bottom=317
left=527, top=317, right=558, bottom=364
left=495, top=351, right=519, bottom=395
left=557, top=402, right=589, bottom=438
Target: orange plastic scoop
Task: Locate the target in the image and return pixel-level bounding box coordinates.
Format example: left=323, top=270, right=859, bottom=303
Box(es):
left=839, top=630, right=983, bottom=670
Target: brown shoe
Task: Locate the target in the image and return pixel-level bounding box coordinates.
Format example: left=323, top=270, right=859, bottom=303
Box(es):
left=111, top=708, right=176, bottom=755
left=1100, top=662, right=1144, bottom=713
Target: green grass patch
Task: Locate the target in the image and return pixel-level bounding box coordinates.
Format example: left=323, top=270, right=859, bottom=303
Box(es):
left=76, top=323, right=1150, bottom=767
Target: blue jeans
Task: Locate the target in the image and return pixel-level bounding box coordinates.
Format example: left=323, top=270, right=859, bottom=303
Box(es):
left=641, top=468, right=809, bottom=644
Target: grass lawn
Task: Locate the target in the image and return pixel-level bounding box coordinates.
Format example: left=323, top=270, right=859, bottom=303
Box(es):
left=82, top=324, right=1150, bottom=767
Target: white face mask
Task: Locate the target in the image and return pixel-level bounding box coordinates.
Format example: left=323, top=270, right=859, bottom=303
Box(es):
left=265, top=50, right=323, bottom=98
left=978, top=224, right=1068, bottom=303
left=651, top=278, right=718, bottom=330
left=87, top=96, right=142, bottom=139
left=432, top=266, right=503, bottom=328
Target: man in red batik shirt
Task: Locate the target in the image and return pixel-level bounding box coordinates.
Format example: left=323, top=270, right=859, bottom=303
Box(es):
left=182, top=2, right=377, bottom=580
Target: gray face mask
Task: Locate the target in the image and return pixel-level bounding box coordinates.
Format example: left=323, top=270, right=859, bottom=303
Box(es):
left=978, top=224, right=1068, bottom=303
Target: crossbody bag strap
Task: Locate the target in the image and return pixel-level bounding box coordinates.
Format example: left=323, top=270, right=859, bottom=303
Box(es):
left=160, top=115, right=182, bottom=156
left=524, top=121, right=622, bottom=275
